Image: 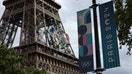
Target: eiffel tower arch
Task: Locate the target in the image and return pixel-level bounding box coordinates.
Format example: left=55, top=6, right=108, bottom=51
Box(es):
left=0, top=0, right=79, bottom=74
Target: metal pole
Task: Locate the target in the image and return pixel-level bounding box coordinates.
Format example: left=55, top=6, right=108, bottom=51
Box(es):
left=92, top=0, right=103, bottom=74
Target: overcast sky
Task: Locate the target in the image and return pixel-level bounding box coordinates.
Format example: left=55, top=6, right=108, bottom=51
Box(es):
left=0, top=0, right=132, bottom=74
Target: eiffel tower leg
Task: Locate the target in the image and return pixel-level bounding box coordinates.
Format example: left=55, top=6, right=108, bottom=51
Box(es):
left=0, top=3, right=19, bottom=47
left=0, top=0, right=79, bottom=74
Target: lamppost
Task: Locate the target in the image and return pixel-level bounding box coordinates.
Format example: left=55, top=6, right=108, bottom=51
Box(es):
left=92, top=0, right=104, bottom=74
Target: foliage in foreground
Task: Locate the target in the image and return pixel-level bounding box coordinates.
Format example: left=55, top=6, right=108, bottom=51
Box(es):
left=0, top=45, right=46, bottom=74
left=114, top=0, right=132, bottom=48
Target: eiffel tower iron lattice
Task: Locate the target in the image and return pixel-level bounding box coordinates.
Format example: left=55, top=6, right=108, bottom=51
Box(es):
left=0, top=0, right=79, bottom=74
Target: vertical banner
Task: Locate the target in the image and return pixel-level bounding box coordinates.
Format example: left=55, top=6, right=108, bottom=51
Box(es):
left=77, top=9, right=94, bottom=72
left=99, top=1, right=120, bottom=69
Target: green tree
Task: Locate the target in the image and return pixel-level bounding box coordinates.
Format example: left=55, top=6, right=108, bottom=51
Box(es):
left=0, top=45, right=46, bottom=74
left=114, top=0, right=132, bottom=48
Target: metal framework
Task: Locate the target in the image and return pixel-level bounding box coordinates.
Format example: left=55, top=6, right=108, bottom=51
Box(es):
left=0, top=0, right=79, bottom=74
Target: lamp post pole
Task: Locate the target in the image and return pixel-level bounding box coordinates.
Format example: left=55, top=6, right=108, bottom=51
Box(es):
left=92, top=0, right=103, bottom=74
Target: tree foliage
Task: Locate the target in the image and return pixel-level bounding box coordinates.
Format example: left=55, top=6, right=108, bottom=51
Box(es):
left=114, top=0, right=132, bottom=48
left=0, top=45, right=47, bottom=74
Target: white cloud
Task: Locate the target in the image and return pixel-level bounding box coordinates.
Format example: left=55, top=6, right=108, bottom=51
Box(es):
left=0, top=1, right=5, bottom=18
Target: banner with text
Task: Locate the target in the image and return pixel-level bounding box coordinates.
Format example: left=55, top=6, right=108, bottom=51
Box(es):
left=77, top=8, right=94, bottom=72
left=99, top=1, right=120, bottom=69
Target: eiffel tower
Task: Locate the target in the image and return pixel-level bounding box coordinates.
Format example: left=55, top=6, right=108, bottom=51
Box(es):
left=0, top=0, right=79, bottom=74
